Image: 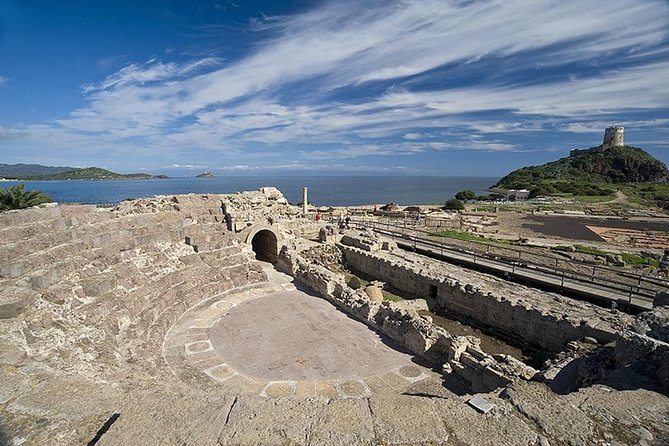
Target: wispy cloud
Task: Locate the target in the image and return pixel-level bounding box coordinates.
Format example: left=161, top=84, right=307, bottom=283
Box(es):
left=2, top=0, right=669, bottom=170
left=562, top=118, right=669, bottom=134
left=0, top=127, right=25, bottom=140
left=171, top=163, right=208, bottom=169
left=0, top=75, right=8, bottom=87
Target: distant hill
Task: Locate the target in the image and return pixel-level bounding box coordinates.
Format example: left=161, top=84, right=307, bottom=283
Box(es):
left=0, top=164, right=157, bottom=180
left=0, top=163, right=74, bottom=178
left=35, top=167, right=152, bottom=180
left=495, top=146, right=669, bottom=190
left=196, top=172, right=215, bottom=178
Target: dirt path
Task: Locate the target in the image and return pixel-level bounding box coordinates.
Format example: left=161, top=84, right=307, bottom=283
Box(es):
left=613, top=190, right=628, bottom=204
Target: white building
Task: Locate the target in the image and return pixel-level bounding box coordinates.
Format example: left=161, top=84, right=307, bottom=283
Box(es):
left=506, top=189, right=530, bottom=201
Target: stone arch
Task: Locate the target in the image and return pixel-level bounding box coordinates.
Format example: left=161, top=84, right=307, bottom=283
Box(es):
left=246, top=226, right=279, bottom=263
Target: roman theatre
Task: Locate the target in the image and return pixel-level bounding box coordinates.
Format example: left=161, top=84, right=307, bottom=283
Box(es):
left=1, top=188, right=668, bottom=445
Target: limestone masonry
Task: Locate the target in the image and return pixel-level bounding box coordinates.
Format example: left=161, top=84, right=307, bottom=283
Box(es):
left=603, top=125, right=624, bottom=148
left=0, top=188, right=668, bottom=445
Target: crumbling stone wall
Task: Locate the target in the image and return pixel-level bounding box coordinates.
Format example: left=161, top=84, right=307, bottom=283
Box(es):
left=279, top=245, right=538, bottom=392
left=339, top=239, right=632, bottom=353
left=0, top=191, right=294, bottom=381
left=618, top=305, right=669, bottom=393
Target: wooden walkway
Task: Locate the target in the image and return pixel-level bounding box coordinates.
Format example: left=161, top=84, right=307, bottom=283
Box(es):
left=354, top=222, right=655, bottom=312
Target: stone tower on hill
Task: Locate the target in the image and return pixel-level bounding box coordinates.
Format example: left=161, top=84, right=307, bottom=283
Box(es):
left=602, top=126, right=624, bottom=149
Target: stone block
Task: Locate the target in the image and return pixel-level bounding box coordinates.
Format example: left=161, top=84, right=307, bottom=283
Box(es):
left=0, top=262, right=24, bottom=278
left=0, top=297, right=25, bottom=319
left=347, top=275, right=362, bottom=290
left=654, top=291, right=669, bottom=308
left=467, top=394, right=495, bottom=413
left=82, top=277, right=115, bottom=297
left=369, top=395, right=450, bottom=444
left=364, top=285, right=383, bottom=303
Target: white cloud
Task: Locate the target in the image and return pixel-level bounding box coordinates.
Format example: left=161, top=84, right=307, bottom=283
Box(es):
left=0, top=75, right=7, bottom=87
left=0, top=127, right=25, bottom=140
left=171, top=163, right=207, bottom=169
left=373, top=61, right=669, bottom=117
left=563, top=119, right=669, bottom=134
left=3, top=0, right=669, bottom=165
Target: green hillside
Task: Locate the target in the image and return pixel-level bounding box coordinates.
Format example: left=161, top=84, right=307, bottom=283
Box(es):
left=0, top=163, right=74, bottom=178
left=495, top=146, right=668, bottom=189
left=30, top=167, right=152, bottom=180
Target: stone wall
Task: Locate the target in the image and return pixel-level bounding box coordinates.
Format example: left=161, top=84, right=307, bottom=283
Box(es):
left=338, top=234, right=633, bottom=353
left=619, top=305, right=669, bottom=393
left=0, top=191, right=295, bottom=380
left=279, top=245, right=538, bottom=392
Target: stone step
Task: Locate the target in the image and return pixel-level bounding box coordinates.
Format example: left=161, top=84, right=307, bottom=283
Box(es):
left=0, top=206, right=111, bottom=243
left=2, top=227, right=190, bottom=280
left=0, top=205, right=64, bottom=228
left=1, top=228, right=80, bottom=263
left=0, top=210, right=184, bottom=256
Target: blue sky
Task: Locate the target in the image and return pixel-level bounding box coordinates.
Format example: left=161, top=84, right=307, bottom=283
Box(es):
left=1, top=0, right=668, bottom=177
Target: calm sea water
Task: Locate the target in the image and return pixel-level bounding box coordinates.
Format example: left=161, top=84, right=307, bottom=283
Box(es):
left=1, top=176, right=499, bottom=207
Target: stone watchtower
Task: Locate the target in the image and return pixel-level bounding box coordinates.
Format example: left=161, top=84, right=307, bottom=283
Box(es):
left=602, top=126, right=624, bottom=149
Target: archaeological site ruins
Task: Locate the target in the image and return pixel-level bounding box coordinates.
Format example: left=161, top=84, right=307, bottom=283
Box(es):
left=1, top=188, right=668, bottom=445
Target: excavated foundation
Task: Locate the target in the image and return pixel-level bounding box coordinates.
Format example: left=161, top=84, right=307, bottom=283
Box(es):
left=1, top=190, right=669, bottom=446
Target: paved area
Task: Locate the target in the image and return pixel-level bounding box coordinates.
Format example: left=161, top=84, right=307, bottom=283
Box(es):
left=209, top=290, right=412, bottom=380
left=163, top=267, right=435, bottom=400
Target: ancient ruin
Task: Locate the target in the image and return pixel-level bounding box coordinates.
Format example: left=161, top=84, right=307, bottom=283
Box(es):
left=603, top=126, right=625, bottom=149
left=1, top=188, right=668, bottom=445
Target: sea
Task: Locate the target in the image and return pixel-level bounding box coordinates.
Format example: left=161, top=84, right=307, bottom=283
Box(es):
left=0, top=176, right=499, bottom=207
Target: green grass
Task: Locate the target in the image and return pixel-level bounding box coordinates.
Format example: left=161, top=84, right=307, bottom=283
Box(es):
left=620, top=182, right=669, bottom=210
left=573, top=244, right=609, bottom=256
left=572, top=194, right=616, bottom=203
left=430, top=229, right=511, bottom=245
left=430, top=229, right=488, bottom=242
left=344, top=272, right=405, bottom=302
left=381, top=291, right=404, bottom=302
left=620, top=253, right=660, bottom=268
left=471, top=204, right=531, bottom=212
left=559, top=244, right=659, bottom=267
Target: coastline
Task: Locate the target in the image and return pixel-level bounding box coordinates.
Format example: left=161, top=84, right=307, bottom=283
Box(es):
left=0, top=176, right=499, bottom=207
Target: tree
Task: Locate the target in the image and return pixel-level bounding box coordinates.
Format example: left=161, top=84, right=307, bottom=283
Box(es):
left=455, top=189, right=476, bottom=200
left=443, top=198, right=464, bottom=210
left=0, top=184, right=52, bottom=211
left=529, top=187, right=549, bottom=198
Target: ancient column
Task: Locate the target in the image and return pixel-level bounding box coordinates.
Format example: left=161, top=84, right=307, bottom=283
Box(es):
left=302, top=187, right=308, bottom=217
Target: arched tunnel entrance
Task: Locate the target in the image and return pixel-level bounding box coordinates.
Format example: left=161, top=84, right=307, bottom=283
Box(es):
left=251, top=229, right=278, bottom=263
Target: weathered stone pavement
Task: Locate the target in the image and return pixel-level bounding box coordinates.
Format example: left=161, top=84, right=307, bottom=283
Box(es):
left=164, top=267, right=436, bottom=400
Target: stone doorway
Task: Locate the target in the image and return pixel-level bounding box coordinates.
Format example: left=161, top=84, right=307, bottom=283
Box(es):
left=251, top=229, right=278, bottom=263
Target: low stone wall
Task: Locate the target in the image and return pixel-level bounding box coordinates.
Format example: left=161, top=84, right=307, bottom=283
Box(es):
left=279, top=245, right=538, bottom=392
left=339, top=236, right=632, bottom=353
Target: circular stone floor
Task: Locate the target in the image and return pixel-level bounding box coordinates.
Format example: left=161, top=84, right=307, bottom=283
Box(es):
left=163, top=268, right=435, bottom=400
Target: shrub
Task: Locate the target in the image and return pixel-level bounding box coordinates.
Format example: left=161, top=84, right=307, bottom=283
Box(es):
left=0, top=184, right=52, bottom=211
left=443, top=198, right=465, bottom=210
left=455, top=190, right=476, bottom=200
